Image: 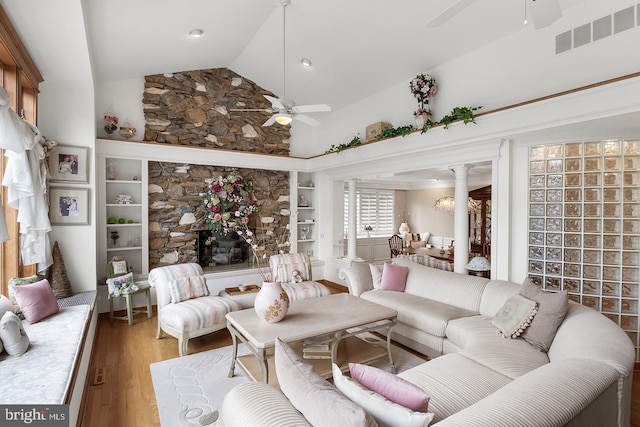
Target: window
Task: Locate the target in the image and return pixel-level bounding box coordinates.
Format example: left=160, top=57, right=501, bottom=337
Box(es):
left=344, top=188, right=395, bottom=237
left=0, top=5, right=43, bottom=295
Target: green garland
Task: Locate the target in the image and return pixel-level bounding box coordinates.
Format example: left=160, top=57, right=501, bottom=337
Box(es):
left=325, top=134, right=362, bottom=154
left=325, top=106, right=482, bottom=154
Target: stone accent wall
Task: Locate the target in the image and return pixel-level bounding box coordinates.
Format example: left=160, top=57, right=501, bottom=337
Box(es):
left=143, top=68, right=291, bottom=155
left=148, top=161, right=290, bottom=269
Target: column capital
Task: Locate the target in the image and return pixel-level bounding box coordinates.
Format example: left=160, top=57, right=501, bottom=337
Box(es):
left=449, top=164, right=472, bottom=174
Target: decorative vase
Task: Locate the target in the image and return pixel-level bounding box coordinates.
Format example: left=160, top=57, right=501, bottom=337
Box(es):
left=104, top=114, right=118, bottom=135
left=414, top=111, right=431, bottom=129
left=119, top=122, right=137, bottom=139
left=106, top=161, right=119, bottom=180
left=254, top=281, right=290, bottom=323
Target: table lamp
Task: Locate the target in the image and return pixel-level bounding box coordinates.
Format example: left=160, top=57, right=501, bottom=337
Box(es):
left=466, top=256, right=491, bottom=277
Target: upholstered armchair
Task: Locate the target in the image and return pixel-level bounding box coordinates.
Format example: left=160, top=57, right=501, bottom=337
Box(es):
left=148, top=263, right=242, bottom=356
left=269, top=253, right=331, bottom=302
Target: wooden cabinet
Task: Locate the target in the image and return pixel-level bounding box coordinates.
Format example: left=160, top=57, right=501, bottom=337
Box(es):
left=469, top=185, right=491, bottom=257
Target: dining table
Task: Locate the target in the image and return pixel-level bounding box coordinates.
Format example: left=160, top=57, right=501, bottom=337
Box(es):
left=402, top=246, right=454, bottom=262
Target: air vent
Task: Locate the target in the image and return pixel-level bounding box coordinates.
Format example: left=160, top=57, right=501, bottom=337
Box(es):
left=556, top=4, right=638, bottom=54
left=614, top=6, right=635, bottom=33
left=556, top=30, right=572, bottom=54
left=573, top=23, right=591, bottom=48
left=592, top=16, right=612, bottom=41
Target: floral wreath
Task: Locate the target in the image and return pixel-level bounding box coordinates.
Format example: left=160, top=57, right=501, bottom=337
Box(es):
left=202, top=173, right=259, bottom=234
left=410, top=73, right=437, bottom=117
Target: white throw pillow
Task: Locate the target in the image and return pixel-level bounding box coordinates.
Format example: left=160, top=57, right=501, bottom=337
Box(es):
left=0, top=294, right=14, bottom=318
left=491, top=294, right=538, bottom=338
left=274, top=339, right=377, bottom=427
left=167, top=275, right=210, bottom=303
left=332, top=364, right=434, bottom=427
left=0, top=311, right=30, bottom=356
left=369, top=264, right=384, bottom=289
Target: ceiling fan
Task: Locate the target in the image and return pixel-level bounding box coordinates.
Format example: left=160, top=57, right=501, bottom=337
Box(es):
left=232, top=0, right=331, bottom=127
left=426, top=0, right=562, bottom=30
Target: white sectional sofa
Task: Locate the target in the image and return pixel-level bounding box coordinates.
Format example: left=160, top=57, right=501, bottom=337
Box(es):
left=216, top=257, right=634, bottom=426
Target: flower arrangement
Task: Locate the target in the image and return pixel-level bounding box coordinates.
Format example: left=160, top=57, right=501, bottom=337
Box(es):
left=235, top=217, right=290, bottom=282
left=202, top=172, right=289, bottom=281
left=409, top=73, right=437, bottom=117
left=112, top=281, right=138, bottom=297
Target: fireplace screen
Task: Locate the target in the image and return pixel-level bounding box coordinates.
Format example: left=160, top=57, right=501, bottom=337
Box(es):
left=196, top=229, right=252, bottom=269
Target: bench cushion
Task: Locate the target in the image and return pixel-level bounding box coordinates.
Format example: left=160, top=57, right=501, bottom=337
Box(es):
left=0, top=305, right=90, bottom=404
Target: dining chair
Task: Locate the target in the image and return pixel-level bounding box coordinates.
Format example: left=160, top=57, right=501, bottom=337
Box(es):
left=388, top=235, right=404, bottom=258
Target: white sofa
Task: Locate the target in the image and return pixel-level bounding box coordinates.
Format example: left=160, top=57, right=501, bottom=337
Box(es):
left=216, top=257, right=634, bottom=426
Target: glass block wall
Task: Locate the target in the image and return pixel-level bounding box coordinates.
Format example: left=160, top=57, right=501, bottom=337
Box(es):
left=528, top=140, right=640, bottom=360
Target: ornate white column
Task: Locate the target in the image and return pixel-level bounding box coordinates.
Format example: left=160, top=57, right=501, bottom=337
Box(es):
left=451, top=164, right=471, bottom=273
left=347, top=179, right=357, bottom=260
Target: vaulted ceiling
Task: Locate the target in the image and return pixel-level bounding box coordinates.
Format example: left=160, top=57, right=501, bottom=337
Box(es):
left=4, top=0, right=586, bottom=112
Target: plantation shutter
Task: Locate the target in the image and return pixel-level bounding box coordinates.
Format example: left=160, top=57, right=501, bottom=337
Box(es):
left=344, top=189, right=394, bottom=237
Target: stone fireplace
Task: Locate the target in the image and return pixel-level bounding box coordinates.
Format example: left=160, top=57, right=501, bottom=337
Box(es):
left=140, top=67, right=293, bottom=271
left=148, top=161, right=290, bottom=271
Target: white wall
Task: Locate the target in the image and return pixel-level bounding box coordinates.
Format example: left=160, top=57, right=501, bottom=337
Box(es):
left=312, top=0, right=640, bottom=155
left=39, top=82, right=97, bottom=292
left=405, top=188, right=455, bottom=237
left=94, top=78, right=146, bottom=140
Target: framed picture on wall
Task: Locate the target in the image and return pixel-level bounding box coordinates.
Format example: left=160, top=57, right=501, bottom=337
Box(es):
left=48, top=145, right=89, bottom=183
left=49, top=187, right=90, bottom=225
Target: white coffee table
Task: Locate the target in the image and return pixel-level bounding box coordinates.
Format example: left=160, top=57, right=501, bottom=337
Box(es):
left=226, top=293, right=398, bottom=384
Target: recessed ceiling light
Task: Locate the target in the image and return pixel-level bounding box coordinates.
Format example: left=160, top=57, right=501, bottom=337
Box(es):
left=189, top=29, right=204, bottom=38
left=301, top=58, right=312, bottom=67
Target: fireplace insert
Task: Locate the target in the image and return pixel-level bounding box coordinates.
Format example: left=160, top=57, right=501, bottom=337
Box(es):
left=196, top=229, right=252, bottom=269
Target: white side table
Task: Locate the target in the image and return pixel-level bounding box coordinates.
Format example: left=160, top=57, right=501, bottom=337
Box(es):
left=109, top=284, right=153, bottom=326
left=219, top=285, right=260, bottom=309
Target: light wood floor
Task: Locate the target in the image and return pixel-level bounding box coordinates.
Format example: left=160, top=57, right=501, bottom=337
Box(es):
left=81, top=297, right=640, bottom=427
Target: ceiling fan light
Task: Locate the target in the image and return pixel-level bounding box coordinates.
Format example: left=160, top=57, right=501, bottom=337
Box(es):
left=275, top=114, right=293, bottom=125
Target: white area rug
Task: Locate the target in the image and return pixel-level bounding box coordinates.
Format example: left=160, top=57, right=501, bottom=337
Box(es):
left=150, top=334, right=426, bottom=427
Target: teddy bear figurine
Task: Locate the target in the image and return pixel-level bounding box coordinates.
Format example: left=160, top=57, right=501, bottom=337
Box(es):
left=291, top=270, right=303, bottom=283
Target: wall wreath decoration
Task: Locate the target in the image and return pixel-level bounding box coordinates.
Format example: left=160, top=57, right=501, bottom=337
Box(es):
left=202, top=173, right=258, bottom=233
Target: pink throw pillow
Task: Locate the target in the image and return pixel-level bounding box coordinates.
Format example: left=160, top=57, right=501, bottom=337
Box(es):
left=349, top=363, right=430, bottom=412
left=379, top=263, right=408, bottom=292
left=12, top=279, right=59, bottom=323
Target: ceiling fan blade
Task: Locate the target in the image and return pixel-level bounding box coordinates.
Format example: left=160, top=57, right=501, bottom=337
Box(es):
left=262, top=114, right=278, bottom=127
left=292, top=104, right=332, bottom=113
left=293, top=114, right=320, bottom=126
left=425, top=0, right=477, bottom=28
left=230, top=108, right=273, bottom=112
left=264, top=95, right=285, bottom=110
